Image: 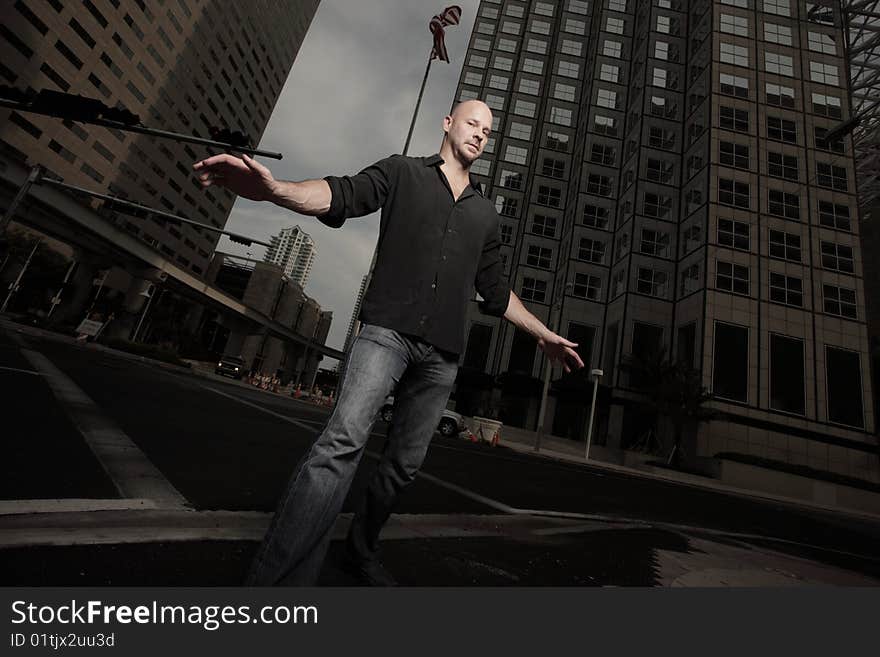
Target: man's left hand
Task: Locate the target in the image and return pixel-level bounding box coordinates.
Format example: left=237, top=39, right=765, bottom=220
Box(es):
left=538, top=333, right=585, bottom=374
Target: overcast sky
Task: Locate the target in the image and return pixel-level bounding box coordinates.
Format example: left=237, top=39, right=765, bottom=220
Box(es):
left=216, top=0, right=480, bottom=355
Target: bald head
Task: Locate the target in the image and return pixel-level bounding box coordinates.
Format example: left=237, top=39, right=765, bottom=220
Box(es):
left=441, top=100, right=493, bottom=168
left=450, top=99, right=493, bottom=123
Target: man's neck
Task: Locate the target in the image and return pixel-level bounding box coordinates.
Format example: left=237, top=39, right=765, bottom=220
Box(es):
left=438, top=145, right=470, bottom=186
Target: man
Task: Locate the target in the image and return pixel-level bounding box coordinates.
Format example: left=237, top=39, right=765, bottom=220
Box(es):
left=193, top=100, right=585, bottom=586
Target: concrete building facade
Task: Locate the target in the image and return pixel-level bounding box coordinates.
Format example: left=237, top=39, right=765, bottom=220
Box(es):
left=1, top=0, right=321, bottom=277
left=455, top=0, right=878, bottom=483
left=264, top=224, right=316, bottom=289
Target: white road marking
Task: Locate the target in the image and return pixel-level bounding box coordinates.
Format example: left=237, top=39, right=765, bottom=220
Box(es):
left=0, top=499, right=161, bottom=516
left=0, top=365, right=42, bottom=375
left=20, top=348, right=189, bottom=509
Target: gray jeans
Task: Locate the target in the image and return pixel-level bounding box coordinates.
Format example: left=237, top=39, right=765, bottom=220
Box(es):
left=245, top=323, right=459, bottom=585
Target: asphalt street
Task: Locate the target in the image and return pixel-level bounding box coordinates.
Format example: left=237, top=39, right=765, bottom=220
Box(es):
left=2, top=322, right=879, bottom=586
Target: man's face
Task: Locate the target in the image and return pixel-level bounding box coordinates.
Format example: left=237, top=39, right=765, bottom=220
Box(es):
left=444, top=102, right=492, bottom=166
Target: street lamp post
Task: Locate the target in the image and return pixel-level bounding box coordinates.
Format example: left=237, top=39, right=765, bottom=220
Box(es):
left=584, top=368, right=603, bottom=461
left=534, top=282, right=572, bottom=452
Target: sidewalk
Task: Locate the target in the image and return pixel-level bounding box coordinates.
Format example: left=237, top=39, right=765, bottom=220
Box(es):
left=497, top=424, right=880, bottom=523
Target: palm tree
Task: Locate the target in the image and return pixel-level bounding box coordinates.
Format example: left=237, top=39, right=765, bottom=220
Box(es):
left=620, top=346, right=717, bottom=467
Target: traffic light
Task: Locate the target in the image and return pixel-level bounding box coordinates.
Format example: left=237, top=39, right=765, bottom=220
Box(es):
left=209, top=126, right=251, bottom=148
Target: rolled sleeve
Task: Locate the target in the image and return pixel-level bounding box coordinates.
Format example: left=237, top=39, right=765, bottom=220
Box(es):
left=317, top=156, right=398, bottom=228
left=474, top=223, right=510, bottom=317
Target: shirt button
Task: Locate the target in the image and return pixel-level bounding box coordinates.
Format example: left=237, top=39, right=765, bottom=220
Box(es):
left=431, top=283, right=436, bottom=289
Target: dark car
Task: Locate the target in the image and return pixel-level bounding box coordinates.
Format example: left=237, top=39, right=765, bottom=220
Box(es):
left=215, top=355, right=246, bottom=379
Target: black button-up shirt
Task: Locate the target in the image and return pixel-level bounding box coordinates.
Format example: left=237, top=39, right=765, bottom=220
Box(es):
left=320, top=154, right=510, bottom=356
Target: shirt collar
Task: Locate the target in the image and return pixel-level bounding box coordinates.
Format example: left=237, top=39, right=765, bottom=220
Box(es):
left=424, top=154, right=484, bottom=197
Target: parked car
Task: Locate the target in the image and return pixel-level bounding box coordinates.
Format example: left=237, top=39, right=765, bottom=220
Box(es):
left=215, top=355, right=245, bottom=379
left=379, top=396, right=464, bottom=437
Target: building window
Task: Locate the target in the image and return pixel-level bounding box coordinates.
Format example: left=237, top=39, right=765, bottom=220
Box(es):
left=583, top=204, right=610, bottom=229
left=810, top=61, right=839, bottom=86
left=498, top=38, right=518, bottom=53
left=721, top=14, right=749, bottom=36
left=611, top=268, right=626, bottom=297
left=769, top=273, right=804, bottom=307
left=763, top=0, right=790, bottom=16
left=637, top=267, right=667, bottom=297
left=519, top=78, right=539, bottom=94
left=573, top=273, right=602, bottom=301
left=558, top=60, right=580, bottom=78
left=560, top=39, right=582, bottom=56
left=718, top=218, right=750, bottom=250
left=818, top=201, right=851, bottom=231
left=770, top=334, right=805, bottom=414
left=719, top=106, right=749, bottom=132
left=767, top=116, right=797, bottom=143
left=468, top=54, right=487, bottom=68
left=495, top=195, right=519, bottom=218
left=527, top=245, right=553, bottom=269
left=825, top=347, right=864, bottom=428
left=555, top=82, right=577, bottom=102
left=484, top=93, right=505, bottom=110
left=767, top=152, right=799, bottom=181
left=604, top=40, right=622, bottom=58
left=720, top=73, right=748, bottom=98
left=578, top=238, right=606, bottom=263
left=500, top=169, right=523, bottom=189
left=656, top=15, right=671, bottom=34
left=537, top=185, right=562, bottom=207
left=464, top=71, right=483, bottom=86
left=542, top=158, right=565, bottom=179
left=720, top=42, right=749, bottom=67
left=514, top=99, right=536, bottom=117
left=814, top=126, right=846, bottom=153
left=712, top=322, right=749, bottom=402
left=546, top=131, right=570, bottom=151
left=598, top=88, right=619, bottom=109
left=821, top=241, right=854, bottom=273
left=769, top=229, right=802, bottom=261
left=522, top=58, right=543, bottom=74
left=716, top=260, right=750, bottom=295
left=526, top=38, right=547, bottom=54
left=521, top=277, right=547, bottom=302
left=594, top=115, right=617, bottom=136
left=764, top=22, right=792, bottom=44
left=767, top=189, right=800, bottom=219
left=501, top=20, right=521, bottom=35
left=766, top=82, right=795, bottom=107
left=587, top=174, right=613, bottom=196
left=652, top=67, right=668, bottom=88
left=600, top=64, right=620, bottom=83
left=606, top=17, right=625, bottom=34
left=471, top=159, right=490, bottom=176
left=719, top=141, right=750, bottom=169
left=718, top=178, right=750, bottom=209
left=765, top=51, right=794, bottom=76
left=808, top=31, right=837, bottom=54
left=500, top=224, right=513, bottom=245
left=816, top=162, right=848, bottom=191
left=646, top=158, right=673, bottom=183
left=535, top=2, right=555, bottom=16
left=811, top=92, right=842, bottom=118
left=531, top=214, right=557, bottom=237
left=823, top=284, right=858, bottom=318
left=638, top=227, right=669, bottom=256
left=680, top=264, right=700, bottom=296
left=643, top=192, right=672, bottom=218
left=550, top=106, right=573, bottom=126
left=508, top=122, right=531, bottom=141
left=654, top=41, right=669, bottom=60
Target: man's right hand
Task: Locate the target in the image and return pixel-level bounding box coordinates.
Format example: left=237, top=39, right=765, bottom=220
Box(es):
left=192, top=153, right=277, bottom=202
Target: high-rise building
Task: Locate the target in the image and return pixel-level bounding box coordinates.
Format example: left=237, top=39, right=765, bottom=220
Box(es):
left=0, top=0, right=321, bottom=277
left=264, top=224, right=316, bottom=288
left=455, top=0, right=877, bottom=483
left=341, top=274, right=369, bottom=360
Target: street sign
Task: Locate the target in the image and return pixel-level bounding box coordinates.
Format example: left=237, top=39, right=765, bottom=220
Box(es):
left=76, top=319, right=104, bottom=336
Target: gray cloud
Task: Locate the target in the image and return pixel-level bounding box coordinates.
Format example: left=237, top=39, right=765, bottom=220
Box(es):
left=218, top=0, right=479, bottom=356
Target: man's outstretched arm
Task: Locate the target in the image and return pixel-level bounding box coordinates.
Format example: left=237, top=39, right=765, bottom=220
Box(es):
left=193, top=153, right=331, bottom=215
left=503, top=290, right=585, bottom=374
